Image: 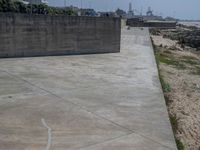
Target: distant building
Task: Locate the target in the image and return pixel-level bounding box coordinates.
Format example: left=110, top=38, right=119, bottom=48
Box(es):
left=143, top=7, right=163, bottom=21
left=12, top=0, right=29, bottom=4
left=116, top=8, right=127, bottom=18
left=127, top=18, right=177, bottom=29
left=80, top=9, right=97, bottom=16
left=24, top=0, right=48, bottom=5
left=143, top=15, right=163, bottom=21
left=165, top=16, right=178, bottom=21
left=99, top=12, right=117, bottom=17
left=65, top=5, right=79, bottom=12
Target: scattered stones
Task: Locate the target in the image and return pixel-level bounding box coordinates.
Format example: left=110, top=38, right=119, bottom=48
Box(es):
left=163, top=29, right=200, bottom=50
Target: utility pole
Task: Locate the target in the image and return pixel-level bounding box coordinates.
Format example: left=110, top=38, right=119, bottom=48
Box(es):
left=173, top=11, right=176, bottom=18
left=89, top=1, right=91, bottom=9
left=64, top=0, right=67, bottom=7
left=31, top=2, right=32, bottom=14
left=140, top=7, right=143, bottom=16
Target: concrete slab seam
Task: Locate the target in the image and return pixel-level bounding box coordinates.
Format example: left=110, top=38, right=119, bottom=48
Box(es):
left=76, top=133, right=133, bottom=150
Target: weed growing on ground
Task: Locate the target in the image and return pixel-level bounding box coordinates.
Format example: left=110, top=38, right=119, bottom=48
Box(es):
left=181, top=56, right=198, bottom=61
left=176, top=139, right=184, bottom=150
left=170, top=115, right=178, bottom=132
left=170, top=114, right=184, bottom=150
left=181, top=56, right=199, bottom=65
left=160, top=76, right=171, bottom=93
left=156, top=52, right=186, bottom=70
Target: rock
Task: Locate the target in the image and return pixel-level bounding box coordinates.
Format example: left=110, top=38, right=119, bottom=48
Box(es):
left=165, top=29, right=200, bottom=50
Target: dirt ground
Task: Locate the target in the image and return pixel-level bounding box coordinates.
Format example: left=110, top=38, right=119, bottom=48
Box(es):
left=151, top=35, right=200, bottom=150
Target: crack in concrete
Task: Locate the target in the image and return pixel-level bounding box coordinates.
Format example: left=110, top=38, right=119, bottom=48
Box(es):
left=41, top=118, right=52, bottom=150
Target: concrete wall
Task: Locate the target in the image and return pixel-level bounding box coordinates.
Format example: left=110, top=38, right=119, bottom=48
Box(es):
left=144, top=21, right=177, bottom=29
left=0, top=13, right=121, bottom=58
left=127, top=19, right=177, bottom=29
left=121, top=19, right=127, bottom=28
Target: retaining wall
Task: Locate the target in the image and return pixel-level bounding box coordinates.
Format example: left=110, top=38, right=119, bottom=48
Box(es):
left=127, top=19, right=177, bottom=29
left=0, top=13, right=121, bottom=58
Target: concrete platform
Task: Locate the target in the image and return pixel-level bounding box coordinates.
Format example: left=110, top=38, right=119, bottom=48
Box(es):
left=0, top=28, right=177, bottom=150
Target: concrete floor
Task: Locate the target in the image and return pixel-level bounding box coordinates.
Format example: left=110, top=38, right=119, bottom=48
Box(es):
left=0, top=28, right=177, bottom=150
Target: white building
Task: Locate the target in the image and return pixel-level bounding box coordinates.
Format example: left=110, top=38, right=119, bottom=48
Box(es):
left=12, top=0, right=29, bottom=4
left=24, top=0, right=48, bottom=5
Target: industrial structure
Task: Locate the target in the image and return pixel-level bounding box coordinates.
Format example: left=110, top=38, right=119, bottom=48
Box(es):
left=127, top=2, right=134, bottom=18
left=146, top=7, right=153, bottom=16
left=125, top=2, right=177, bottom=28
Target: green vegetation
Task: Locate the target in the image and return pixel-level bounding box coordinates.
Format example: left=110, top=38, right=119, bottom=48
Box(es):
left=154, top=44, right=200, bottom=72
left=181, top=56, right=199, bottom=65
left=170, top=115, right=178, bottom=132
left=191, top=67, right=200, bottom=76
left=181, top=56, right=198, bottom=61
left=152, top=42, right=185, bottom=150
left=0, top=0, right=76, bottom=15
left=180, top=56, right=200, bottom=76
left=160, top=76, right=171, bottom=93
left=182, top=59, right=199, bottom=65
left=176, top=139, right=184, bottom=150
left=169, top=115, right=184, bottom=150
left=155, top=52, right=186, bottom=70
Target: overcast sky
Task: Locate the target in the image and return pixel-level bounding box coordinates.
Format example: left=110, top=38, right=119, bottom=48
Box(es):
left=48, top=0, right=200, bottom=20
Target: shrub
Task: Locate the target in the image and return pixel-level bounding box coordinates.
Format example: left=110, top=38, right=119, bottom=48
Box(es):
left=0, top=0, right=76, bottom=15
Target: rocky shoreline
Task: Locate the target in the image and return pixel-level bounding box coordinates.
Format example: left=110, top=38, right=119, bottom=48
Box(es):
left=150, top=24, right=200, bottom=51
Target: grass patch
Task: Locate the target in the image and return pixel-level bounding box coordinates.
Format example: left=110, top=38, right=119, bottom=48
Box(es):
left=181, top=56, right=198, bottom=61
left=163, top=50, right=172, bottom=54
left=170, top=116, right=185, bottom=150
left=176, top=139, right=184, bottom=150
left=154, top=45, right=186, bottom=69
left=156, top=52, right=186, bottom=70
left=181, top=56, right=199, bottom=65
left=182, top=59, right=199, bottom=65
left=160, top=76, right=171, bottom=93
left=163, top=94, right=171, bottom=106
left=154, top=46, right=172, bottom=93
left=191, top=67, right=200, bottom=76
left=170, top=115, right=178, bottom=133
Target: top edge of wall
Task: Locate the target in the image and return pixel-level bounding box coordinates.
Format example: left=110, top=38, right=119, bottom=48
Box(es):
left=0, top=12, right=121, bottom=20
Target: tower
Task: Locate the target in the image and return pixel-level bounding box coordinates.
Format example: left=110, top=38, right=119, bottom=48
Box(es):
left=128, top=2, right=134, bottom=18
left=129, top=2, right=132, bottom=12
left=146, top=7, right=153, bottom=16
